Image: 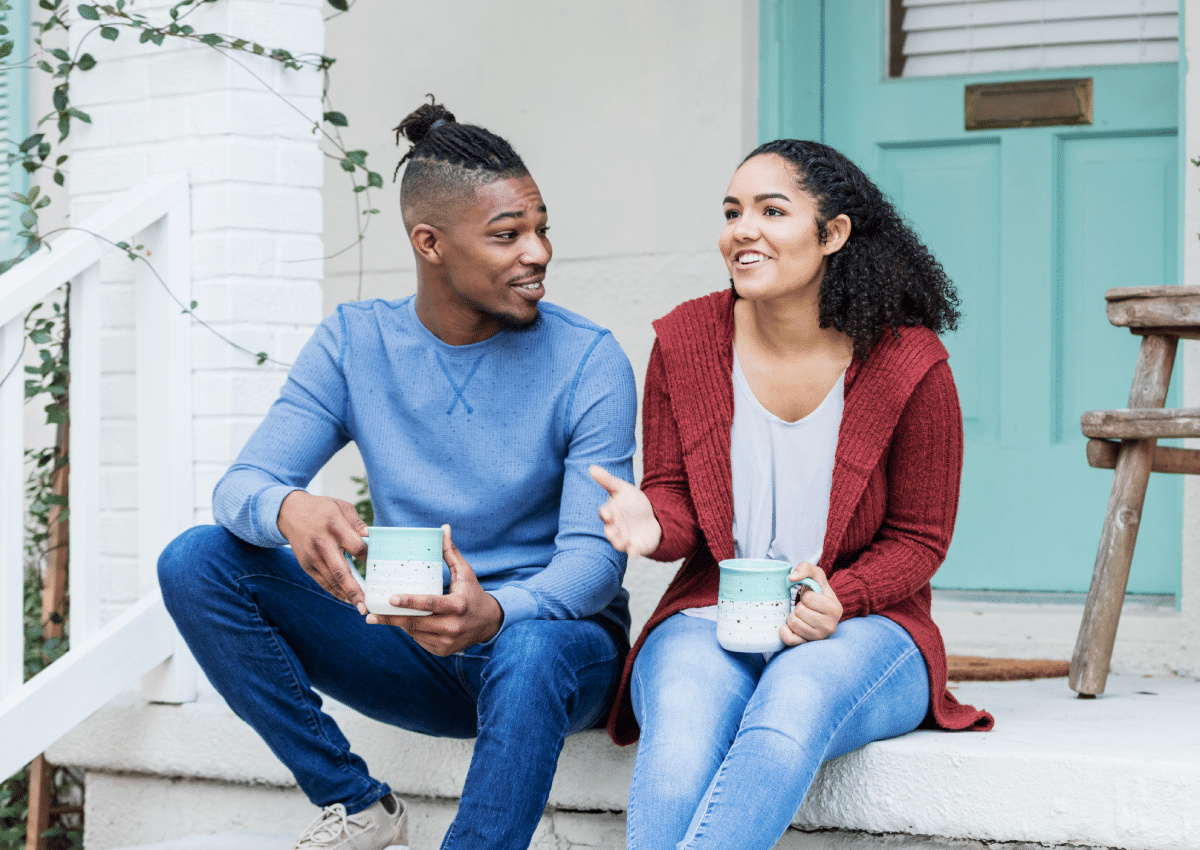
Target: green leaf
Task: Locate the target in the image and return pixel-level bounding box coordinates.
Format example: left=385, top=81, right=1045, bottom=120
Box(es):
left=367, top=171, right=383, bottom=189
left=327, top=0, right=349, bottom=10
left=199, top=32, right=221, bottom=46
left=45, top=405, right=67, bottom=424
left=48, top=47, right=70, bottom=61
left=38, top=60, right=54, bottom=72
left=68, top=107, right=91, bottom=123
left=19, top=134, right=44, bottom=153
left=55, top=154, right=67, bottom=165
left=52, top=86, right=68, bottom=111
left=230, top=38, right=247, bottom=49
left=323, top=111, right=348, bottom=127
left=30, top=329, right=51, bottom=344
left=28, top=185, right=40, bottom=203
left=77, top=51, right=96, bottom=70
left=0, top=41, right=12, bottom=60
left=35, top=196, right=51, bottom=209
left=57, top=111, right=69, bottom=140
left=345, top=149, right=367, bottom=166
left=353, top=185, right=366, bottom=193
left=149, top=30, right=164, bottom=45
left=255, top=351, right=268, bottom=365
left=21, top=210, right=37, bottom=228
left=53, top=171, right=65, bottom=186
left=100, top=24, right=118, bottom=39
left=138, top=28, right=152, bottom=42
left=339, top=158, right=355, bottom=173
left=76, top=3, right=99, bottom=19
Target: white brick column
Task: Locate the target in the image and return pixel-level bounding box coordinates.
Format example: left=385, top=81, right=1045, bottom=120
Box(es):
left=68, top=0, right=325, bottom=623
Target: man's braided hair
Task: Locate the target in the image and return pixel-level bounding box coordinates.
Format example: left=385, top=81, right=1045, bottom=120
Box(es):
left=745, top=140, right=960, bottom=358
left=393, top=97, right=527, bottom=195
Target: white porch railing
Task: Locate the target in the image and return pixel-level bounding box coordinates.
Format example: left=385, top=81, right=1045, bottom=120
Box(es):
left=0, top=173, right=197, bottom=780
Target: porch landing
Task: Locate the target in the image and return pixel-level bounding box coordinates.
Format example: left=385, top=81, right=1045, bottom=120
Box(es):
left=49, top=673, right=1200, bottom=850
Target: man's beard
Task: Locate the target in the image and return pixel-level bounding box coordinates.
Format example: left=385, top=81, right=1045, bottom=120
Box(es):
left=495, top=310, right=542, bottom=333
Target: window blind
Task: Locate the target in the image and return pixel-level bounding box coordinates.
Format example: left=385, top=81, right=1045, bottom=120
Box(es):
left=896, top=0, right=1178, bottom=78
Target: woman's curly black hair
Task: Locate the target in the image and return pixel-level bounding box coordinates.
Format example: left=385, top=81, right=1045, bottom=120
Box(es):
left=743, top=140, right=960, bottom=358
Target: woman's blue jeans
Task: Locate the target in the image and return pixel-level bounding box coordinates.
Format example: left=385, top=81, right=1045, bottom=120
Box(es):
left=158, top=525, right=620, bottom=850
left=627, top=612, right=929, bottom=850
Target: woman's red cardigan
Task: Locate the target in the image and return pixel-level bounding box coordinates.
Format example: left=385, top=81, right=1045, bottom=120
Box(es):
left=606, top=290, right=994, bottom=745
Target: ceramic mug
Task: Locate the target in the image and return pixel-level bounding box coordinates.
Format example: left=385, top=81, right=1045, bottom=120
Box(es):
left=345, top=526, right=445, bottom=616
left=716, top=558, right=822, bottom=653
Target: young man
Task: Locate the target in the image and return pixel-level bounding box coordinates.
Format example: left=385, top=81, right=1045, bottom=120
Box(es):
left=158, top=102, right=637, bottom=850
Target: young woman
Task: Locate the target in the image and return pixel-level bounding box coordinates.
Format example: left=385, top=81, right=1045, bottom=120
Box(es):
left=590, top=140, right=993, bottom=850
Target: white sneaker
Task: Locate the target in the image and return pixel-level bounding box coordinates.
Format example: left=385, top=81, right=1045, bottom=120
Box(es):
left=290, top=791, right=408, bottom=850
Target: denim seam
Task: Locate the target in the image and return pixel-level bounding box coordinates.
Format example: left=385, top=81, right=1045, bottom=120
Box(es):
left=822, top=643, right=923, bottom=757
left=235, top=577, right=381, bottom=806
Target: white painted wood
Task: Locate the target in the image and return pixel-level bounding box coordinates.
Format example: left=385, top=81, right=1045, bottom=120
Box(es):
left=0, top=316, right=24, bottom=698
left=69, top=263, right=102, bottom=646
left=899, top=0, right=1179, bottom=77
left=0, top=589, right=175, bottom=780
left=0, top=173, right=190, bottom=327
left=134, top=188, right=197, bottom=704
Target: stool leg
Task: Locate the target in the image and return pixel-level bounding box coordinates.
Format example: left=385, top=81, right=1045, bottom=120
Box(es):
left=1071, top=333, right=1177, bottom=696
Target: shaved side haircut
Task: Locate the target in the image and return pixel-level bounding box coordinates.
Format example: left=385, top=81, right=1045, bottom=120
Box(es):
left=394, top=97, right=529, bottom=231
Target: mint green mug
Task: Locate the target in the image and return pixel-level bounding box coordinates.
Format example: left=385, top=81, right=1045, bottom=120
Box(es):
left=344, top=526, right=445, bottom=616
left=717, top=558, right=822, bottom=653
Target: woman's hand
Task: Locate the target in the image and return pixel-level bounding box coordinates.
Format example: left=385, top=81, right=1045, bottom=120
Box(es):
left=780, top=562, right=843, bottom=646
left=589, top=465, right=663, bottom=558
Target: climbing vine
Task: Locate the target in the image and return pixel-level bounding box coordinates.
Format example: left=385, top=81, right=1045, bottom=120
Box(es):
left=0, top=0, right=375, bottom=846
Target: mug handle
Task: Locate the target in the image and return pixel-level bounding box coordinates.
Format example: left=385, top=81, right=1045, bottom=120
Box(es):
left=789, top=576, right=823, bottom=597
left=343, top=536, right=369, bottom=569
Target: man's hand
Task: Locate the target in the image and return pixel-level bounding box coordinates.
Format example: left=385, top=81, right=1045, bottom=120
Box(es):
left=589, top=465, right=662, bottom=558
left=366, top=525, right=504, bottom=656
left=779, top=562, right=843, bottom=647
left=277, top=490, right=369, bottom=611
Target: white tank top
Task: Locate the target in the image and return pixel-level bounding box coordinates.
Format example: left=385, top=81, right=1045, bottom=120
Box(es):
left=683, top=352, right=844, bottom=625
left=730, top=350, right=843, bottom=567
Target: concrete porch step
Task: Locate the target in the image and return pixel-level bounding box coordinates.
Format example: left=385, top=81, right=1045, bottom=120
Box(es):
left=113, top=835, right=293, bottom=850
left=53, top=673, right=1200, bottom=850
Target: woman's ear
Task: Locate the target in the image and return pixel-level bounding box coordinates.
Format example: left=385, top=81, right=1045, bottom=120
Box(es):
left=410, top=223, right=444, bottom=264
left=822, top=214, right=852, bottom=255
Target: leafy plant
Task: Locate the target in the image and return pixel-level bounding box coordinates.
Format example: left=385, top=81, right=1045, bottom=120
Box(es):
left=0, top=1, right=369, bottom=846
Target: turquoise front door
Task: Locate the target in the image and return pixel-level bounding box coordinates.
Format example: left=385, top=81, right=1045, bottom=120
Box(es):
left=762, top=0, right=1182, bottom=595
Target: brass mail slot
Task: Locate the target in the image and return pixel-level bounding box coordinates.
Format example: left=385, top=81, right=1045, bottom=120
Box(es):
left=965, top=78, right=1092, bottom=130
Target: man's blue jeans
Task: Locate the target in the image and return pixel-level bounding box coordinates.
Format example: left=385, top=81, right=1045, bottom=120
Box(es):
left=627, top=612, right=930, bottom=850
left=158, top=525, right=621, bottom=850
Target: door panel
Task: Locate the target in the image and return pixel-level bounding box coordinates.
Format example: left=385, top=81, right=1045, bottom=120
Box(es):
left=766, top=0, right=1181, bottom=594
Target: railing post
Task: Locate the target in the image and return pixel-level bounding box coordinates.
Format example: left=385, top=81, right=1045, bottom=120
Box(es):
left=135, top=195, right=197, bottom=704
left=1, top=316, right=24, bottom=698
left=68, top=264, right=101, bottom=647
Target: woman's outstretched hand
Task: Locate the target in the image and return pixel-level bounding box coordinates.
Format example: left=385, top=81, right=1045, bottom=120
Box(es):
left=780, top=562, right=843, bottom=646
left=589, top=465, right=663, bottom=559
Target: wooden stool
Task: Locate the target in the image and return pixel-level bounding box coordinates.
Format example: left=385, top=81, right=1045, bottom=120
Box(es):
left=1073, top=286, right=1200, bottom=696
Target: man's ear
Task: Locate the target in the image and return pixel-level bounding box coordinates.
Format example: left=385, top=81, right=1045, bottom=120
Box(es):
left=410, top=223, right=444, bottom=264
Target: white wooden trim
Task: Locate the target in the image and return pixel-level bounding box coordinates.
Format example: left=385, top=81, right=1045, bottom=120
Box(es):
left=0, top=173, right=190, bottom=328
left=68, top=263, right=102, bottom=646
left=134, top=189, right=197, bottom=704
left=0, top=316, right=24, bottom=698
left=0, top=589, right=175, bottom=779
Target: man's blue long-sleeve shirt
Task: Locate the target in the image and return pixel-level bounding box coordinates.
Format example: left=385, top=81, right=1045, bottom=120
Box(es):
left=212, top=296, right=638, bottom=640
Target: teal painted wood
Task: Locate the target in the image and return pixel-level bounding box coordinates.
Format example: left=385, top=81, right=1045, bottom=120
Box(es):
left=763, top=0, right=1182, bottom=595
left=0, top=0, right=29, bottom=261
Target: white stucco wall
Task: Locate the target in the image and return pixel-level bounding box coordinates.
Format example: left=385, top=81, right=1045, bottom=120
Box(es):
left=317, top=0, right=760, bottom=632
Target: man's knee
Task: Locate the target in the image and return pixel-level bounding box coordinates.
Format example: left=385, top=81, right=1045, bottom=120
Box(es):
left=157, top=524, right=239, bottom=604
